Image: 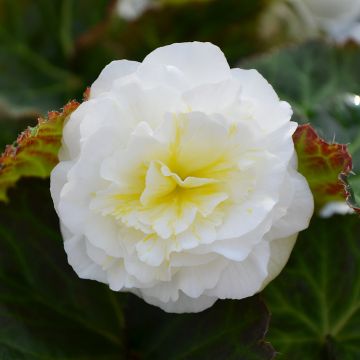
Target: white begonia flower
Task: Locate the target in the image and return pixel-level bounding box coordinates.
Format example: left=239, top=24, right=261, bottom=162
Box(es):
left=50, top=42, right=314, bottom=313
left=289, top=0, right=360, bottom=43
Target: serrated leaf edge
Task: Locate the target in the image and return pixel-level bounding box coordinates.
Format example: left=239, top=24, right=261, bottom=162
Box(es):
left=0, top=100, right=80, bottom=202
left=294, top=124, right=359, bottom=214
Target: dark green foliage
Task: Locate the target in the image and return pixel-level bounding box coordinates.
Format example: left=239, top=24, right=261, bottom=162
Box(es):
left=0, top=179, right=126, bottom=359
left=264, top=216, right=360, bottom=359
left=126, top=295, right=274, bottom=360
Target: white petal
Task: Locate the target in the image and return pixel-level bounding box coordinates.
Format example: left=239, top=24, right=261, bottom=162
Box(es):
left=182, top=79, right=240, bottom=113
left=206, top=241, right=270, bottom=299
left=176, top=258, right=228, bottom=298
left=266, top=169, right=314, bottom=240
left=138, top=42, right=231, bottom=90
left=148, top=202, right=198, bottom=239
left=61, top=97, right=129, bottom=160
left=216, top=196, right=276, bottom=239
left=107, top=261, right=127, bottom=291
left=204, top=218, right=273, bottom=261
left=90, top=60, right=139, bottom=98
left=57, top=127, right=119, bottom=235
left=85, top=241, right=110, bottom=266
left=260, top=121, right=297, bottom=164
left=64, top=233, right=107, bottom=283
left=232, top=68, right=279, bottom=103
left=135, top=235, right=167, bottom=266
left=84, top=214, right=124, bottom=257
left=262, top=234, right=297, bottom=289
left=142, top=291, right=217, bottom=313
left=170, top=252, right=218, bottom=267
left=50, top=160, right=72, bottom=213
left=123, top=254, right=171, bottom=283
left=112, top=82, right=185, bottom=129
left=232, top=68, right=293, bottom=131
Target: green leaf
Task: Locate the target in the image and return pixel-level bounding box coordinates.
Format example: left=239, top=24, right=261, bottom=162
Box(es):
left=0, top=179, right=125, bottom=359
left=0, top=0, right=110, bottom=113
left=126, top=295, right=274, bottom=360
left=242, top=41, right=360, bottom=213
left=0, top=100, right=79, bottom=202
left=0, top=178, right=275, bottom=359
left=263, top=215, right=360, bottom=359
left=347, top=175, right=360, bottom=210
left=293, top=124, right=354, bottom=212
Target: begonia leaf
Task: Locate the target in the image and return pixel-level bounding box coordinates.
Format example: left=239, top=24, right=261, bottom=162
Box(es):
left=293, top=124, right=356, bottom=212
left=264, top=215, right=360, bottom=359
left=126, top=295, right=274, bottom=359
left=0, top=101, right=79, bottom=202
left=0, top=179, right=125, bottom=359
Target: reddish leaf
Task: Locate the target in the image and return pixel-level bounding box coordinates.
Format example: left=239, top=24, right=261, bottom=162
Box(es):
left=0, top=101, right=79, bottom=202
left=293, top=124, right=359, bottom=213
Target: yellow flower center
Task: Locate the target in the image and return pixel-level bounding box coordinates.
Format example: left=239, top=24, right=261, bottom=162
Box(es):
left=94, top=113, right=247, bottom=239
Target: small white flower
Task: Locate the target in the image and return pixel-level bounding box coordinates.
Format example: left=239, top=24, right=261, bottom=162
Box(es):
left=290, top=0, right=360, bottom=43
left=51, top=42, right=314, bottom=313
left=319, top=201, right=354, bottom=218
left=116, top=0, right=152, bottom=21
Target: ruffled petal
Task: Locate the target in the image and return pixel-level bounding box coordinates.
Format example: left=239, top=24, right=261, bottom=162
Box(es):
left=206, top=241, right=270, bottom=299
left=138, top=42, right=231, bottom=90
left=64, top=233, right=107, bottom=283
left=142, top=291, right=217, bottom=313
left=90, top=60, right=140, bottom=98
